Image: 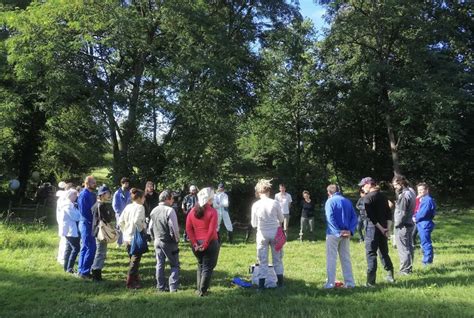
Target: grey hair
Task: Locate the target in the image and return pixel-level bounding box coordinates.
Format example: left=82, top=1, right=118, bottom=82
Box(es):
left=255, top=179, right=272, bottom=194
left=159, top=190, right=172, bottom=202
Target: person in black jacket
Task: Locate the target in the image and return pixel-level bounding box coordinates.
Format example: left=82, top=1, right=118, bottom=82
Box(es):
left=91, top=185, right=114, bottom=281
left=358, top=177, right=395, bottom=286
left=299, top=190, right=315, bottom=241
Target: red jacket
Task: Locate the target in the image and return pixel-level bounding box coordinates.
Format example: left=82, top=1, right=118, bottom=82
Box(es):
left=186, top=204, right=218, bottom=250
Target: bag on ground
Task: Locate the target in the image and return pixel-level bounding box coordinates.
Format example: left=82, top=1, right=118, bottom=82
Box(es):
left=249, top=264, right=277, bottom=288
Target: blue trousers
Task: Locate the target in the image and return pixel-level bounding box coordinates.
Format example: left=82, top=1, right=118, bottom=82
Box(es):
left=417, top=221, right=434, bottom=264
left=78, top=221, right=97, bottom=276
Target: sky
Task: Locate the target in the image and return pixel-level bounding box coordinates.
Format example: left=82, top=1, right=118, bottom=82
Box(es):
left=298, top=0, right=328, bottom=33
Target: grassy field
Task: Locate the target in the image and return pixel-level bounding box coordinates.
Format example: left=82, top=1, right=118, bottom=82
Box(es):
left=0, top=205, right=473, bottom=318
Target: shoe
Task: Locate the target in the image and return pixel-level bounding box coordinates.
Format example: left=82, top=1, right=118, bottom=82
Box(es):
left=157, top=287, right=170, bottom=293
left=78, top=273, right=92, bottom=280
left=91, top=269, right=102, bottom=282
left=334, top=281, right=344, bottom=288
left=365, top=282, right=376, bottom=288
left=277, top=274, right=284, bottom=288
left=399, top=271, right=411, bottom=276
left=385, top=270, right=395, bottom=283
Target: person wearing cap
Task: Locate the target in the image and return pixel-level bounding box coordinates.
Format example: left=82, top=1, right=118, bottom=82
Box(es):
left=91, top=185, right=114, bottom=281
left=415, top=182, right=436, bottom=267
left=251, top=179, right=285, bottom=291
left=323, top=184, right=358, bottom=289
left=181, top=185, right=198, bottom=242
left=358, top=177, right=395, bottom=286
left=112, top=177, right=131, bottom=247
left=274, top=184, right=292, bottom=236
left=149, top=190, right=180, bottom=292
left=77, top=176, right=98, bottom=279
left=392, top=175, right=416, bottom=275
left=59, top=189, right=81, bottom=274
left=213, top=183, right=233, bottom=243
left=56, top=181, right=68, bottom=265
left=186, top=187, right=219, bottom=296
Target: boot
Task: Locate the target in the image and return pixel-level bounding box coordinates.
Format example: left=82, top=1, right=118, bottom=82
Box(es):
left=366, top=272, right=376, bottom=287
left=91, top=269, right=102, bottom=282
left=217, top=231, right=221, bottom=244
left=126, top=275, right=134, bottom=289
left=385, top=270, right=395, bottom=283
left=228, top=231, right=233, bottom=244
left=134, top=274, right=142, bottom=289
left=277, top=274, right=284, bottom=288
left=257, top=278, right=265, bottom=292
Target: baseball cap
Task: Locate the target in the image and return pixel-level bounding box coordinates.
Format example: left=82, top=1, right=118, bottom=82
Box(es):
left=98, top=185, right=110, bottom=196
left=358, top=177, right=375, bottom=187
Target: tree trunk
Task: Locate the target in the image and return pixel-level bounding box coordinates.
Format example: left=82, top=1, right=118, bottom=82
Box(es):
left=380, top=80, right=401, bottom=176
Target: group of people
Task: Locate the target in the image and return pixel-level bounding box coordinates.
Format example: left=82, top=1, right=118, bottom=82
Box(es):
left=55, top=174, right=436, bottom=294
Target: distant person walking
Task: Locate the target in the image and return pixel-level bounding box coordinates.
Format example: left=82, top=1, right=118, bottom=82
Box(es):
left=323, top=184, right=357, bottom=289
left=91, top=185, right=114, bottom=281
left=275, top=184, right=292, bottom=236
left=119, top=188, right=147, bottom=289
left=113, top=177, right=131, bottom=247
left=214, top=183, right=233, bottom=243
left=77, top=176, right=98, bottom=279
left=149, top=190, right=180, bottom=292
left=251, top=179, right=285, bottom=291
left=299, top=190, right=315, bottom=242
left=392, top=175, right=416, bottom=275
left=358, top=177, right=395, bottom=286
left=415, top=183, right=436, bottom=267
left=186, top=187, right=219, bottom=297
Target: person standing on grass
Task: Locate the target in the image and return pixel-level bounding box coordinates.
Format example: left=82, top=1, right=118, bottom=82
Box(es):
left=60, top=189, right=81, bottom=274
left=275, top=184, right=292, bottom=236
left=358, top=177, right=395, bottom=286
left=414, top=183, right=436, bottom=267
left=355, top=189, right=367, bottom=243
left=182, top=185, right=198, bottom=242
left=56, top=181, right=67, bottom=265
left=251, top=179, right=285, bottom=291
left=91, top=185, right=114, bottom=282
left=77, top=176, right=98, bottom=279
left=186, top=187, right=219, bottom=297
left=149, top=190, right=180, bottom=293
left=412, top=194, right=421, bottom=250
left=144, top=181, right=159, bottom=219
left=113, top=177, right=131, bottom=247
left=214, top=183, right=233, bottom=243
left=324, top=184, right=358, bottom=289
left=299, top=190, right=315, bottom=242
left=392, top=175, right=416, bottom=275
left=119, top=188, right=147, bottom=289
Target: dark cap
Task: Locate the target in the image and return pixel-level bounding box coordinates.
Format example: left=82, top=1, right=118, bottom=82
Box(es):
left=98, top=185, right=110, bottom=196
left=217, top=182, right=224, bottom=189
left=358, top=177, right=375, bottom=187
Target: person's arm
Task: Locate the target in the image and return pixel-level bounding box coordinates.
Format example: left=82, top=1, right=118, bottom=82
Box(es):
left=168, top=209, right=180, bottom=243
left=415, top=197, right=434, bottom=222
left=135, top=205, right=146, bottom=231
left=325, top=200, right=339, bottom=234
left=202, top=208, right=218, bottom=250
left=251, top=204, right=258, bottom=229
left=276, top=201, right=284, bottom=224
left=148, top=217, right=155, bottom=240
left=222, top=193, right=229, bottom=208
left=349, top=204, right=358, bottom=236
left=112, top=191, right=120, bottom=213
left=186, top=211, right=197, bottom=248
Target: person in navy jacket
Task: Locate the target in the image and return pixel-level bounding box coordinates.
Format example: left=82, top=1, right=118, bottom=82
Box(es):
left=77, top=176, right=98, bottom=279
left=414, top=182, right=436, bottom=266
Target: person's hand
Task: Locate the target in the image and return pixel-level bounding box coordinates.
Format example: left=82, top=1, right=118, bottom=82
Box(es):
left=193, top=243, right=199, bottom=251
left=384, top=228, right=391, bottom=238
left=412, top=216, right=416, bottom=223
left=340, top=230, right=351, bottom=237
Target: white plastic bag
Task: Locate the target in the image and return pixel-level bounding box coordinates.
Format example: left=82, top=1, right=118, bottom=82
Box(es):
left=249, top=264, right=277, bottom=288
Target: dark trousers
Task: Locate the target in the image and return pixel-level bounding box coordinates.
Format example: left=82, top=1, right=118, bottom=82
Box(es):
left=365, top=224, right=394, bottom=280
left=64, top=236, right=80, bottom=273
left=126, top=244, right=142, bottom=276
left=357, top=217, right=366, bottom=241
left=193, top=240, right=220, bottom=294
left=412, top=225, right=418, bottom=249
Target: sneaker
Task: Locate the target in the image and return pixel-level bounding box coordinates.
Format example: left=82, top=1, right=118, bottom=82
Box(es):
left=365, top=282, right=376, bottom=288
left=399, top=271, right=411, bottom=276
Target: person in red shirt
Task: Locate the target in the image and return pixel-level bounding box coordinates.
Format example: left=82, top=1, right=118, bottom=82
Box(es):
left=186, top=187, right=219, bottom=296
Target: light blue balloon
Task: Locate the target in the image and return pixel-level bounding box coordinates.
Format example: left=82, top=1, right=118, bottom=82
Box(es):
left=9, top=179, right=20, bottom=190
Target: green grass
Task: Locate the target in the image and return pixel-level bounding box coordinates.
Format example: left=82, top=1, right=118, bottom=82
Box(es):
left=0, top=206, right=473, bottom=318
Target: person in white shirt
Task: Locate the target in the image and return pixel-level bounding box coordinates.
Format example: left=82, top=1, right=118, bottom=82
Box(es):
left=251, top=179, right=285, bottom=291
left=274, top=184, right=292, bottom=235
left=56, top=181, right=67, bottom=265
left=59, top=189, right=81, bottom=273
left=213, top=183, right=233, bottom=243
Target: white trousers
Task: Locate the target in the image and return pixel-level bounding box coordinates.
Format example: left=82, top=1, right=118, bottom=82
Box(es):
left=325, top=234, right=355, bottom=288
left=217, top=208, right=233, bottom=232
left=57, top=236, right=67, bottom=265
left=256, top=231, right=283, bottom=279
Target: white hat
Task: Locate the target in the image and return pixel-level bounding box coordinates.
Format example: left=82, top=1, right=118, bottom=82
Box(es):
left=58, top=181, right=67, bottom=189
left=197, top=187, right=214, bottom=207
left=190, top=185, right=197, bottom=192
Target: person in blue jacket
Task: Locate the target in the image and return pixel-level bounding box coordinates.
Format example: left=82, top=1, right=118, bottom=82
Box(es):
left=324, top=184, right=358, bottom=288
left=414, top=182, right=436, bottom=267
left=77, top=176, right=98, bottom=279
left=113, top=177, right=131, bottom=247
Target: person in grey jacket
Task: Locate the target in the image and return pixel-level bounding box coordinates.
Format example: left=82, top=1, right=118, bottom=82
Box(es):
left=149, top=190, right=180, bottom=292
left=392, top=175, right=416, bottom=275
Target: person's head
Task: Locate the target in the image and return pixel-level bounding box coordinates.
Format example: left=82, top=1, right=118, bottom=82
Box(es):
left=120, top=177, right=130, bottom=190
left=145, top=181, right=155, bottom=193
left=217, top=183, right=224, bottom=193
left=195, top=187, right=214, bottom=219
left=65, top=182, right=74, bottom=191
left=255, top=179, right=272, bottom=197
left=66, top=189, right=79, bottom=203
left=279, top=184, right=286, bottom=193
left=358, top=177, right=376, bottom=193
left=84, top=176, right=97, bottom=191
left=130, top=188, right=145, bottom=205
left=359, top=188, right=366, bottom=197
left=189, top=185, right=197, bottom=195
left=302, top=190, right=310, bottom=200
left=326, top=184, right=340, bottom=197
left=392, top=175, right=409, bottom=192
left=417, top=182, right=429, bottom=197
left=159, top=189, right=173, bottom=205
left=97, top=185, right=111, bottom=201
left=58, top=181, right=67, bottom=190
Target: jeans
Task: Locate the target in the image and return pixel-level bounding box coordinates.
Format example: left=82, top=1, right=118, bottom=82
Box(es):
left=92, top=239, right=108, bottom=270
left=64, top=236, right=80, bottom=273
left=155, top=241, right=180, bottom=291
left=325, top=235, right=355, bottom=288
left=77, top=221, right=97, bottom=276
left=193, top=240, right=220, bottom=294
left=365, top=223, right=393, bottom=282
